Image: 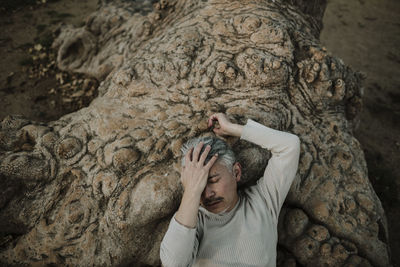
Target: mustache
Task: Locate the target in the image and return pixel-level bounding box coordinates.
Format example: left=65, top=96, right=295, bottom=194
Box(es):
left=203, top=197, right=224, bottom=205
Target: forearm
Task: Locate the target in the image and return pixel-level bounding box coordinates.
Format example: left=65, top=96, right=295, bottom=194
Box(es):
left=240, top=119, right=299, bottom=156
left=160, top=191, right=200, bottom=266
left=160, top=215, right=198, bottom=267
left=227, top=123, right=244, bottom=137
left=240, top=120, right=300, bottom=178
left=161, top=189, right=201, bottom=266
left=175, top=190, right=201, bottom=228
left=240, top=119, right=300, bottom=218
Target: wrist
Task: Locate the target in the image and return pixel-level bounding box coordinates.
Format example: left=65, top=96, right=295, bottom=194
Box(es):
left=182, top=188, right=202, bottom=202
left=229, top=123, right=244, bottom=137
left=176, top=189, right=201, bottom=228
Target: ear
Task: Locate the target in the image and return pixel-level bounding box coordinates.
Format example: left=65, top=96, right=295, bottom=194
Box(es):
left=233, top=162, right=242, bottom=182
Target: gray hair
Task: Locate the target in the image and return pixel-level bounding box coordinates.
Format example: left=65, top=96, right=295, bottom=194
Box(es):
left=181, top=136, right=236, bottom=169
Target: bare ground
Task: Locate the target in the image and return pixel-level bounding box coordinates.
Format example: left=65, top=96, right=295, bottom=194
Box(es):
left=0, top=0, right=98, bottom=122
left=321, top=0, right=400, bottom=265
left=0, top=0, right=399, bottom=265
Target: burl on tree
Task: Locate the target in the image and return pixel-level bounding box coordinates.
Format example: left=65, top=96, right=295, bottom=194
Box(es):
left=0, top=0, right=391, bottom=266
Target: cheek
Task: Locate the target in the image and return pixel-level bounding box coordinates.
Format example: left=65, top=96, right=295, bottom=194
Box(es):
left=227, top=180, right=238, bottom=195
left=219, top=181, right=234, bottom=196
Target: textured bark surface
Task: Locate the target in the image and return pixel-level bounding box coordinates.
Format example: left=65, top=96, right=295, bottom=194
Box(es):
left=0, top=0, right=391, bottom=266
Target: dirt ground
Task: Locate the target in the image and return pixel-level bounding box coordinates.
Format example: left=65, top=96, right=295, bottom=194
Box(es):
left=0, top=0, right=399, bottom=266
left=0, top=0, right=98, bottom=122
left=321, top=0, right=400, bottom=265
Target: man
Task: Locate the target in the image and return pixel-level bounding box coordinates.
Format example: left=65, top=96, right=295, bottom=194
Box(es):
left=160, top=113, right=300, bottom=267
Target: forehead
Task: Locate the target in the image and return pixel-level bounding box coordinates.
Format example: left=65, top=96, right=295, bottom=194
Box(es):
left=209, top=161, right=231, bottom=174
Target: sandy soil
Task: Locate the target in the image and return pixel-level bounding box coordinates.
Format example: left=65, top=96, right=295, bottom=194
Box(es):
left=0, top=0, right=98, bottom=121
left=321, top=0, right=400, bottom=265
left=0, top=0, right=399, bottom=265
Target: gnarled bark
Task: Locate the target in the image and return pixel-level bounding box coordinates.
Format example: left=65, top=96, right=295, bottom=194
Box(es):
left=0, top=0, right=391, bottom=266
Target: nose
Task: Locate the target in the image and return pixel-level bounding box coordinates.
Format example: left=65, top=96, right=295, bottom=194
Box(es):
left=202, top=185, right=215, bottom=199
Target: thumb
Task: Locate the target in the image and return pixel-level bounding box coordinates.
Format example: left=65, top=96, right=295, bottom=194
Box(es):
left=213, top=127, right=223, bottom=135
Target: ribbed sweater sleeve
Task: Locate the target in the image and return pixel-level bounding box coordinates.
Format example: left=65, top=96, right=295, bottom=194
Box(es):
left=240, top=119, right=300, bottom=222
left=160, top=119, right=300, bottom=267
left=160, top=215, right=199, bottom=267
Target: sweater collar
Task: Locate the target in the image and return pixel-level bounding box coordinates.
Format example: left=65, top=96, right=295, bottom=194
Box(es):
left=199, top=192, right=242, bottom=222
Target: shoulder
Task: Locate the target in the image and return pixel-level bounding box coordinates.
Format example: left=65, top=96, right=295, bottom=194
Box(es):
left=239, top=185, right=278, bottom=223
left=241, top=183, right=268, bottom=205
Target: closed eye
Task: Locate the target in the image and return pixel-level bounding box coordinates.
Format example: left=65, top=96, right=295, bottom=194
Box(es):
left=208, top=177, right=220, bottom=184
left=208, top=173, right=220, bottom=183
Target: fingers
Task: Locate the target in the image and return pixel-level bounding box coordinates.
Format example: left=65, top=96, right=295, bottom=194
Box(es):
left=193, top=143, right=212, bottom=166
left=208, top=113, right=223, bottom=128
left=185, top=147, right=194, bottom=163
left=205, top=153, right=218, bottom=169
left=185, top=142, right=213, bottom=167
left=198, top=145, right=211, bottom=165
left=208, top=114, right=223, bottom=137
left=208, top=114, right=218, bottom=128
left=192, top=142, right=203, bottom=162
left=208, top=113, right=232, bottom=136
left=207, top=116, right=213, bottom=128
left=213, top=126, right=222, bottom=135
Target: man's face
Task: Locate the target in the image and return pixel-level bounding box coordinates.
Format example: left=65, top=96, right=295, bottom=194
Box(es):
left=200, top=161, right=241, bottom=213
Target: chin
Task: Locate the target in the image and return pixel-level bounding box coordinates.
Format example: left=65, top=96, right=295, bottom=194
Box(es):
left=206, top=203, right=227, bottom=214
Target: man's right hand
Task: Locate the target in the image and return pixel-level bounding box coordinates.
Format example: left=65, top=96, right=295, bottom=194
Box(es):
left=175, top=142, right=218, bottom=228
left=181, top=142, right=218, bottom=196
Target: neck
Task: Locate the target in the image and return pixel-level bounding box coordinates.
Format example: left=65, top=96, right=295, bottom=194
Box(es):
left=225, top=194, right=240, bottom=212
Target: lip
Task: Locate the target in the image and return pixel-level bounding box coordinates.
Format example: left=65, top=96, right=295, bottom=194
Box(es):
left=206, top=200, right=222, bottom=208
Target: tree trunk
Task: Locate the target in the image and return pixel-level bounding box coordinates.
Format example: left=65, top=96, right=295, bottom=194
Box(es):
left=0, top=0, right=391, bottom=266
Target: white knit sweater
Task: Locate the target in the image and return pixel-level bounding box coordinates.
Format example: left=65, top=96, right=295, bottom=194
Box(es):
left=160, top=119, right=300, bottom=267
